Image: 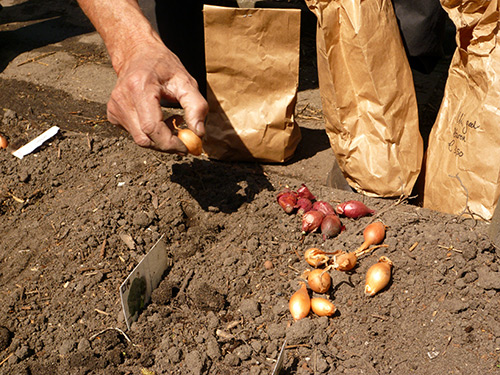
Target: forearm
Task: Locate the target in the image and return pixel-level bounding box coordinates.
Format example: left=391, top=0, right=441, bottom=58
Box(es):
left=77, top=0, right=163, bottom=74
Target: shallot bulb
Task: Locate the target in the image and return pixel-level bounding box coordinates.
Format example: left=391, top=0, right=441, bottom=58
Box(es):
left=311, top=298, right=336, bottom=317
left=357, top=221, right=387, bottom=252
left=277, top=188, right=297, bottom=214
left=177, top=128, right=203, bottom=156
left=171, top=117, right=203, bottom=156
left=307, top=269, right=331, bottom=294
left=0, top=134, right=8, bottom=149
left=295, top=197, right=313, bottom=216
left=296, top=184, right=316, bottom=201
left=333, top=251, right=358, bottom=271
left=364, top=256, right=393, bottom=296
left=321, top=214, right=344, bottom=240
left=301, top=210, right=324, bottom=234
left=289, top=282, right=310, bottom=321
left=312, top=201, right=336, bottom=217
left=304, top=248, right=330, bottom=268
left=336, top=200, right=375, bottom=219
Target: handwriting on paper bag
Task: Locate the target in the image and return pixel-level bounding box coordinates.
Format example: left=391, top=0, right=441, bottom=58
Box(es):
left=447, top=112, right=480, bottom=158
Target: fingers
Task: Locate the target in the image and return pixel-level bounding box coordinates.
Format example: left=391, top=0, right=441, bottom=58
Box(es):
left=106, top=47, right=208, bottom=154
left=177, top=88, right=209, bottom=138
left=107, top=83, right=188, bottom=154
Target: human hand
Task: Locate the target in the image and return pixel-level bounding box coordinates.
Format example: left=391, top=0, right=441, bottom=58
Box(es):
left=107, top=41, right=208, bottom=154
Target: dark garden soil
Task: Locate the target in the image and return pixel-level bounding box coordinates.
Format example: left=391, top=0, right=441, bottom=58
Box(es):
left=1, top=1, right=500, bottom=374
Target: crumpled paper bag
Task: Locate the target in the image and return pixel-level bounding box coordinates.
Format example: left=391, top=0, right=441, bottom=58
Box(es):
left=305, top=0, right=423, bottom=197
left=202, top=5, right=302, bottom=162
left=423, top=0, right=500, bottom=220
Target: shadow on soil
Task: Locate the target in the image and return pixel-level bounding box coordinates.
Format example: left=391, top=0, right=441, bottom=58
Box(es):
left=0, top=0, right=93, bottom=72
left=171, top=158, right=275, bottom=213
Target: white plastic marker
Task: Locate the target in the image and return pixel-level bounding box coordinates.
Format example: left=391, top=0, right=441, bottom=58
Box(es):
left=12, top=126, right=60, bottom=159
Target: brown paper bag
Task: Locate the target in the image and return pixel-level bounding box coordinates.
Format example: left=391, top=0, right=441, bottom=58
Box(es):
left=423, top=0, right=500, bottom=220
left=305, top=0, right=423, bottom=197
left=202, top=5, right=301, bottom=163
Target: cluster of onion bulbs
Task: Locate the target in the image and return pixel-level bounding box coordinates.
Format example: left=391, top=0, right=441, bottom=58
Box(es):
left=289, top=221, right=393, bottom=321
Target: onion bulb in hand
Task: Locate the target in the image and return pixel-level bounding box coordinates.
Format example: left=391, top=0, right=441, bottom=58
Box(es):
left=289, top=282, right=310, bottom=321
left=177, top=128, right=203, bottom=156
left=364, top=256, right=393, bottom=296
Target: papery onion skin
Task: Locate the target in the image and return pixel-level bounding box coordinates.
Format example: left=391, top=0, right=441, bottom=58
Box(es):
left=311, top=298, right=336, bottom=317
left=334, top=251, right=357, bottom=271
left=357, top=221, right=387, bottom=252
left=277, top=188, right=297, bottom=214
left=297, top=184, right=316, bottom=201
left=336, top=200, right=375, bottom=218
left=289, top=282, right=311, bottom=321
left=364, top=256, right=393, bottom=296
left=295, top=197, right=313, bottom=216
left=301, top=210, right=324, bottom=234
left=304, top=248, right=330, bottom=268
left=177, top=128, right=203, bottom=156
left=321, top=214, right=344, bottom=240
left=312, top=201, right=336, bottom=216
left=307, top=269, right=331, bottom=294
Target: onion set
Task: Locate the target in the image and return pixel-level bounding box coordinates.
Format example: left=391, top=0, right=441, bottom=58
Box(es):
left=295, top=197, right=313, bottom=216
left=336, top=200, right=375, bottom=219
left=321, top=214, right=344, bottom=240
left=331, top=243, right=388, bottom=272
left=301, top=210, right=324, bottom=234
left=289, top=282, right=310, bottom=321
left=304, top=248, right=332, bottom=268
left=296, top=184, right=316, bottom=201
left=172, top=117, right=203, bottom=156
left=364, top=256, right=393, bottom=296
left=307, top=268, right=331, bottom=294
left=356, top=221, right=387, bottom=252
left=312, top=201, right=336, bottom=217
left=311, top=298, right=336, bottom=317
left=0, top=134, right=7, bottom=149
left=277, top=188, right=297, bottom=214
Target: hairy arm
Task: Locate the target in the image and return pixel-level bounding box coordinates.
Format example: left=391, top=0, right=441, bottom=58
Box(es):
left=77, top=0, right=208, bottom=153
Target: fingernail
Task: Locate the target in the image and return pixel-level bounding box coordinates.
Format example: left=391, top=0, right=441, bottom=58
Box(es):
left=194, top=121, right=205, bottom=137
